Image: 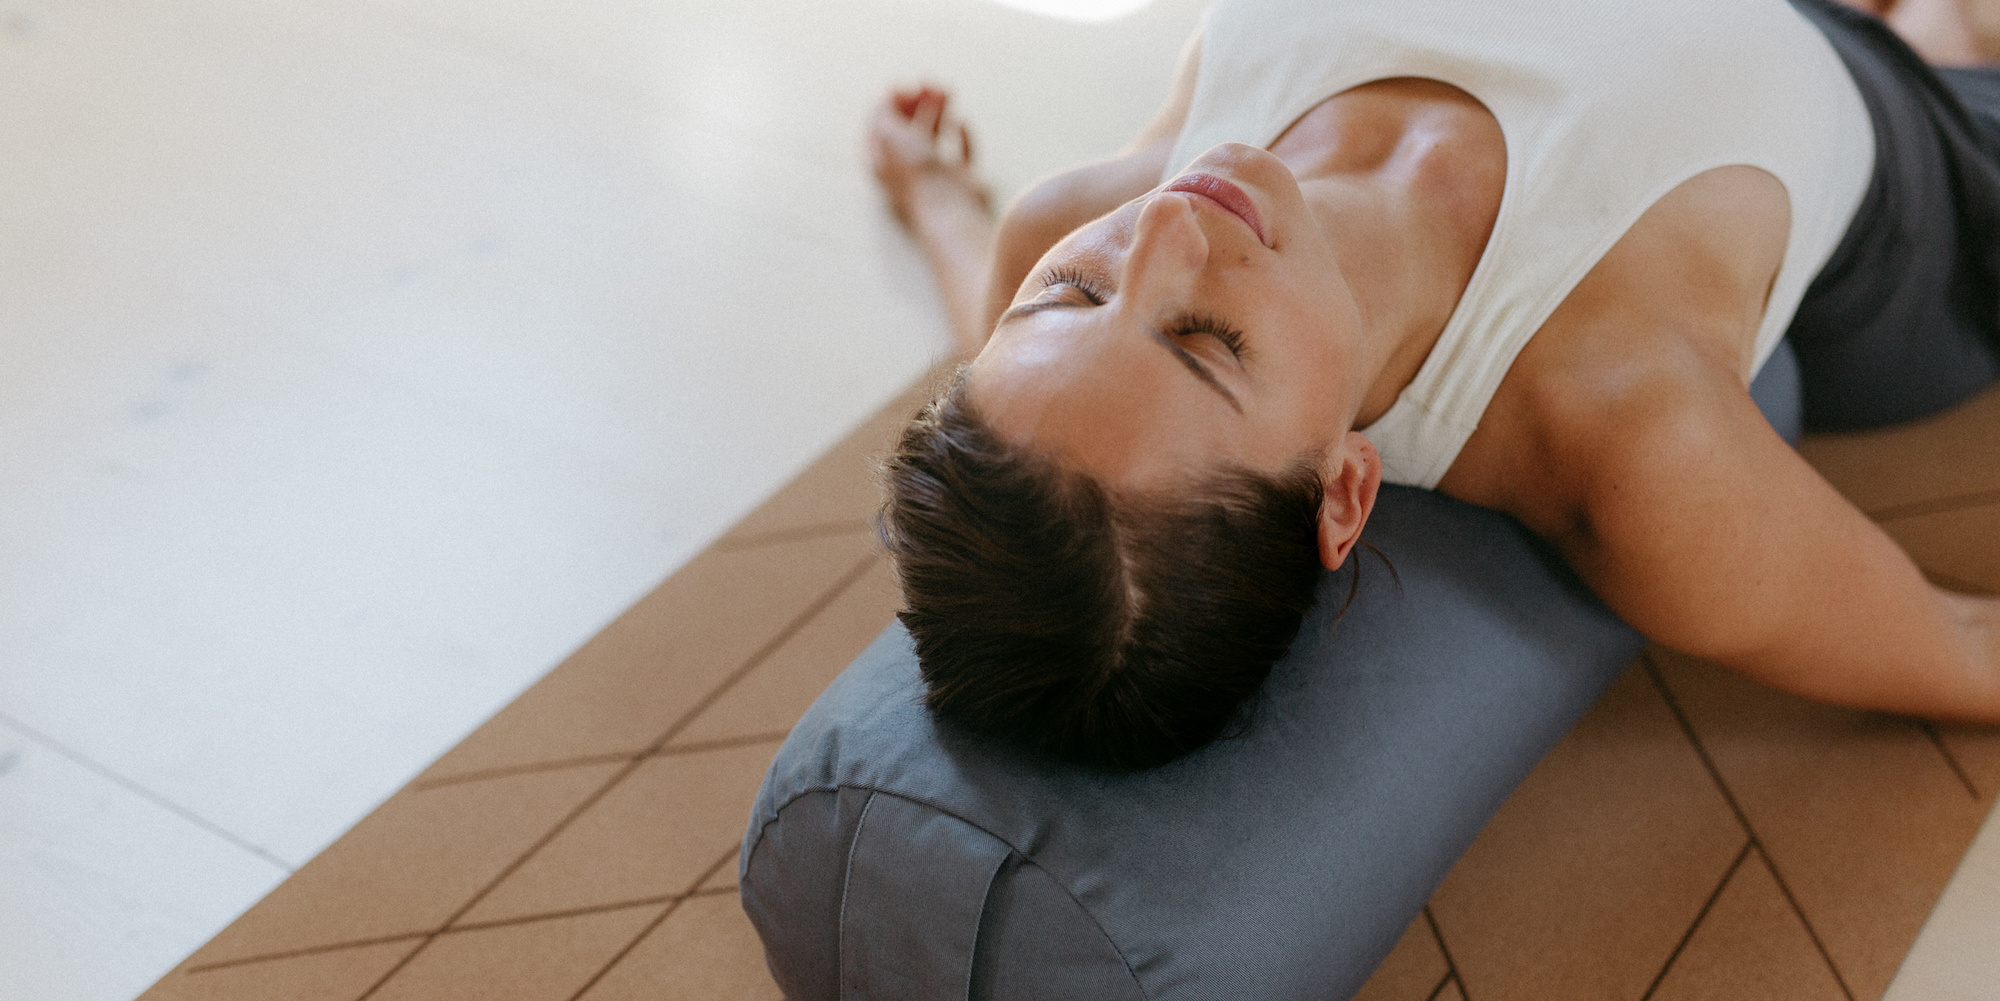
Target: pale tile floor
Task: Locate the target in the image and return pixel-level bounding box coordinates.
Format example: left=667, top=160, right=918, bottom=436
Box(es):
left=0, top=718, right=283, bottom=1001
left=0, top=0, right=1201, bottom=997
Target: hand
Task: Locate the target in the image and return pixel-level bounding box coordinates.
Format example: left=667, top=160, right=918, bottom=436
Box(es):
left=868, top=85, right=991, bottom=228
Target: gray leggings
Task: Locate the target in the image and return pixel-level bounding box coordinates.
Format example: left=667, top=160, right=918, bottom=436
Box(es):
left=1787, top=0, right=2000, bottom=429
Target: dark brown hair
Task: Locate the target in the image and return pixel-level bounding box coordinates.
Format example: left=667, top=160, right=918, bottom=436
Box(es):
left=878, top=374, right=1328, bottom=770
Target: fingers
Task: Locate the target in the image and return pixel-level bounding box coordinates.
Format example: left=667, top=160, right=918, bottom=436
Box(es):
left=867, top=83, right=978, bottom=174
left=912, top=92, right=947, bottom=140
left=893, top=85, right=945, bottom=119
left=865, top=82, right=992, bottom=229
left=890, top=86, right=927, bottom=118
left=885, top=84, right=955, bottom=133
left=871, top=83, right=977, bottom=168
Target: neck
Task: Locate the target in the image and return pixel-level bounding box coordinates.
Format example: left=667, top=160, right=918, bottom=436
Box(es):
left=1296, top=174, right=1452, bottom=428
left=1270, top=78, right=1506, bottom=428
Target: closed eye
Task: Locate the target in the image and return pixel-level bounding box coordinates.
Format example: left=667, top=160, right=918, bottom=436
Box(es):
left=1165, top=310, right=1248, bottom=360
left=1040, top=265, right=1108, bottom=305
left=996, top=265, right=1112, bottom=326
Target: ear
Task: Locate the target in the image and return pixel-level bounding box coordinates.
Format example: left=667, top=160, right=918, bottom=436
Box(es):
left=1316, top=431, right=1382, bottom=571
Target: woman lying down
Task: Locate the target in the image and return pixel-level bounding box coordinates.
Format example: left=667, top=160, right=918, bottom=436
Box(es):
left=867, top=0, right=2000, bottom=770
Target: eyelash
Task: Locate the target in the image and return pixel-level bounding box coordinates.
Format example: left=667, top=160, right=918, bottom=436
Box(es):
left=1168, top=311, right=1249, bottom=360
left=1039, top=266, right=1106, bottom=305
left=1036, top=267, right=1248, bottom=360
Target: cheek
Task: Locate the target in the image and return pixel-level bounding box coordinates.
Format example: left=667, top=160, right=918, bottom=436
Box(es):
left=1245, top=292, right=1341, bottom=369
left=1280, top=261, right=1363, bottom=358
left=1250, top=296, right=1352, bottom=417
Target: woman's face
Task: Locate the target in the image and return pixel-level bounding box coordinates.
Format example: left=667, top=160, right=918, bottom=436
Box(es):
left=968, top=142, right=1370, bottom=496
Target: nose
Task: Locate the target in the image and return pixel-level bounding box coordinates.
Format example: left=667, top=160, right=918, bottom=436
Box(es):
left=1121, top=192, right=1210, bottom=299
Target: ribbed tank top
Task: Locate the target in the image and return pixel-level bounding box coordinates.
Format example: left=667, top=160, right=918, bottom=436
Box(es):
left=1166, top=0, right=1874, bottom=487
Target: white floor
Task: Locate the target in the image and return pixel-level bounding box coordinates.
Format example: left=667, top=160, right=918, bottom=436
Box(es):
left=1887, top=801, right=2000, bottom=1001
left=6, top=1, right=1997, bottom=998
left=0, top=0, right=1202, bottom=997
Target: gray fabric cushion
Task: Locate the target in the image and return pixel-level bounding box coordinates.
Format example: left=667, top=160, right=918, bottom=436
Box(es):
left=741, top=342, right=1802, bottom=1000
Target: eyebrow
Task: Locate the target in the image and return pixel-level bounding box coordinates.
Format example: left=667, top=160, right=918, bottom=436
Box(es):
left=1150, top=331, right=1243, bottom=413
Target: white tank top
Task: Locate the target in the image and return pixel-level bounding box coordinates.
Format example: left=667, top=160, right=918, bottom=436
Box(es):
left=1166, top=0, right=1874, bottom=487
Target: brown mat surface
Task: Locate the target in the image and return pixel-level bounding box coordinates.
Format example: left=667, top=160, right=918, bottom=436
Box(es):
left=141, top=371, right=2000, bottom=1001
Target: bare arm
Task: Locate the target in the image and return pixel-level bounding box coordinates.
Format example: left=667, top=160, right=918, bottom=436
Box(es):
left=1442, top=163, right=2000, bottom=722
left=867, top=86, right=998, bottom=356
left=866, top=32, right=1203, bottom=355
left=1450, top=290, right=2000, bottom=721
left=1530, top=346, right=1999, bottom=721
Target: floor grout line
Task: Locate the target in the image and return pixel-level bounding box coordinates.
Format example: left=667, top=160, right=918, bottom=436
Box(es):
left=412, top=750, right=642, bottom=790
left=1752, top=842, right=1856, bottom=1001
left=1424, top=971, right=1454, bottom=1001
left=634, top=553, right=881, bottom=759
left=1640, top=838, right=1753, bottom=1001
left=350, top=551, right=880, bottom=1001
left=1641, top=653, right=1763, bottom=850
left=184, top=931, right=434, bottom=974
left=348, top=751, right=656, bottom=1001
left=1423, top=906, right=1467, bottom=1001
left=0, top=708, right=297, bottom=873
left=445, top=894, right=681, bottom=936
left=563, top=845, right=742, bottom=1001
left=412, top=729, right=794, bottom=791
left=182, top=873, right=746, bottom=975
left=1917, top=721, right=1984, bottom=801
left=182, top=553, right=876, bottom=989
left=649, top=729, right=794, bottom=757
left=712, top=518, right=876, bottom=553
left=1642, top=651, right=1857, bottom=1001
left=1869, top=487, right=2000, bottom=524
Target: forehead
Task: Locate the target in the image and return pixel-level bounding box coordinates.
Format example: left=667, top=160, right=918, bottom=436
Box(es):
left=969, top=310, right=1247, bottom=494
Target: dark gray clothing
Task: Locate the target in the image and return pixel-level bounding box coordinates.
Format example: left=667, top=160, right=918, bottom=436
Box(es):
left=1787, top=0, right=2000, bottom=428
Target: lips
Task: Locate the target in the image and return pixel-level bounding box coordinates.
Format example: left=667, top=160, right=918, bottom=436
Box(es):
left=1163, top=172, right=1268, bottom=245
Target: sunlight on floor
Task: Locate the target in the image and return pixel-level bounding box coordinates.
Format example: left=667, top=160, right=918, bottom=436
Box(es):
left=981, top=0, right=1158, bottom=23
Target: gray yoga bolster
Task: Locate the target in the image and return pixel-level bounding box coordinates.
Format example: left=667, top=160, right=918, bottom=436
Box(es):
left=739, top=343, right=1802, bottom=1000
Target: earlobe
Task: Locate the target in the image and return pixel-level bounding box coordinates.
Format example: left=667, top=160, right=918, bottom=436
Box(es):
left=1317, top=432, right=1383, bottom=571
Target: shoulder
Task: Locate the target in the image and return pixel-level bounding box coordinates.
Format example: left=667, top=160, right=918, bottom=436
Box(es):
left=1449, top=326, right=1787, bottom=576
left=1439, top=166, right=1791, bottom=529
